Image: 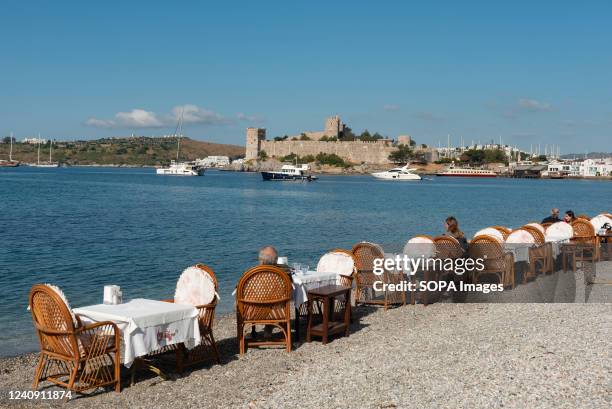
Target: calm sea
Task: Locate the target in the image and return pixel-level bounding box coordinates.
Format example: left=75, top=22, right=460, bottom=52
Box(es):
left=1, top=166, right=610, bottom=356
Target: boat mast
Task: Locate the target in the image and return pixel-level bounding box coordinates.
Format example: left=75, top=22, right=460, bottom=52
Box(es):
left=9, top=132, right=13, bottom=161
left=175, top=108, right=184, bottom=162
left=49, top=139, right=52, bottom=163
left=37, top=138, right=41, bottom=165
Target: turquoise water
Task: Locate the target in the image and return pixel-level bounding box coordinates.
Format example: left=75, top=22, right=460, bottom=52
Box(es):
left=1, top=166, right=610, bottom=356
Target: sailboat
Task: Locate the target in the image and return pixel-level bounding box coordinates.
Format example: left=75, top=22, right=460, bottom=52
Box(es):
left=32, top=137, right=59, bottom=168
left=0, top=132, right=20, bottom=167
left=156, top=112, right=204, bottom=176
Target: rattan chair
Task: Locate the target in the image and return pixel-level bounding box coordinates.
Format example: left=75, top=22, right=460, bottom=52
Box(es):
left=576, top=214, right=591, bottom=220
left=520, top=225, right=551, bottom=281
left=468, top=235, right=515, bottom=289
left=571, top=219, right=599, bottom=263
left=491, top=226, right=512, bottom=240
left=316, top=249, right=357, bottom=320
left=29, top=284, right=121, bottom=394
left=165, top=264, right=220, bottom=372
left=352, top=241, right=405, bottom=309
left=541, top=222, right=553, bottom=230
left=236, top=265, right=292, bottom=354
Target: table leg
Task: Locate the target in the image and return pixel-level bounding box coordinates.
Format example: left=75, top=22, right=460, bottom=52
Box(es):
left=306, top=299, right=313, bottom=342
left=130, top=358, right=168, bottom=386
left=294, top=306, right=300, bottom=343
left=322, top=297, right=329, bottom=345
left=344, top=290, right=351, bottom=337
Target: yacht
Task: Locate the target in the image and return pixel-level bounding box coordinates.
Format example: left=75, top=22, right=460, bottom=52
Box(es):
left=0, top=133, right=19, bottom=167
left=32, top=139, right=59, bottom=168
left=261, top=164, right=318, bottom=181
left=371, top=164, right=422, bottom=180
left=156, top=111, right=204, bottom=176
left=156, top=160, right=205, bottom=176
left=436, top=163, right=496, bottom=177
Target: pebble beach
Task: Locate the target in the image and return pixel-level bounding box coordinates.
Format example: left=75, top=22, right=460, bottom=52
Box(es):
left=1, top=302, right=610, bottom=409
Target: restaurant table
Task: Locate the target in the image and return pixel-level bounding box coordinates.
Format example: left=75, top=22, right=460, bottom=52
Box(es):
left=306, top=285, right=351, bottom=345
left=74, top=298, right=201, bottom=377
left=291, top=271, right=339, bottom=341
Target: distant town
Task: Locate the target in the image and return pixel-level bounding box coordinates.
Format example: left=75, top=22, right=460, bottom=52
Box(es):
left=2, top=114, right=611, bottom=178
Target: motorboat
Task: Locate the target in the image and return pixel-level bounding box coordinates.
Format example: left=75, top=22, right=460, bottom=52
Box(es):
left=156, top=160, right=205, bottom=176
left=436, top=163, right=496, bottom=177
left=371, top=164, right=421, bottom=180
left=261, top=164, right=318, bottom=181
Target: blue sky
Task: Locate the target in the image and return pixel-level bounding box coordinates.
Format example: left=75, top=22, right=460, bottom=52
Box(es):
left=1, top=1, right=611, bottom=152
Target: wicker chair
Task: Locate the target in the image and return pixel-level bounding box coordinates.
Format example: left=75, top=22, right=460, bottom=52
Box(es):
left=316, top=249, right=357, bottom=320
left=352, top=241, right=405, bottom=309
left=520, top=225, right=551, bottom=281
left=29, top=284, right=121, bottom=394
left=541, top=222, right=553, bottom=230
left=571, top=219, right=599, bottom=263
left=491, top=226, right=512, bottom=241
left=236, top=265, right=292, bottom=354
left=576, top=214, right=591, bottom=220
left=468, top=235, right=515, bottom=289
left=165, top=264, right=220, bottom=372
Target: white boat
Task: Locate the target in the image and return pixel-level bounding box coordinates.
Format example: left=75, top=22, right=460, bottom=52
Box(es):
left=371, top=164, right=422, bottom=180
left=156, top=160, right=205, bottom=176
left=261, top=164, right=318, bottom=181
left=436, top=163, right=495, bottom=177
left=156, top=111, right=204, bottom=176
left=31, top=137, right=59, bottom=168
left=0, top=132, right=19, bottom=167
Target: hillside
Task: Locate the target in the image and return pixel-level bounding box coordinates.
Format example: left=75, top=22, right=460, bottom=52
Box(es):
left=0, top=137, right=245, bottom=166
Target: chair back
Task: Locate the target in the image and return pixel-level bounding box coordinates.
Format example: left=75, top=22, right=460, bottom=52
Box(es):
left=468, top=235, right=505, bottom=268
left=432, top=235, right=464, bottom=259
left=317, top=249, right=356, bottom=287
left=590, top=214, right=612, bottom=231
left=491, top=226, right=512, bottom=240
left=351, top=242, right=385, bottom=273
left=29, top=284, right=79, bottom=359
left=236, top=265, right=292, bottom=321
left=545, top=221, right=574, bottom=241
left=175, top=264, right=218, bottom=306
left=541, top=222, right=553, bottom=230
left=505, top=229, right=536, bottom=244
left=571, top=219, right=595, bottom=242
left=576, top=214, right=591, bottom=221
left=403, top=235, right=436, bottom=258
left=521, top=225, right=546, bottom=245
left=525, top=223, right=545, bottom=234
left=473, top=228, right=504, bottom=243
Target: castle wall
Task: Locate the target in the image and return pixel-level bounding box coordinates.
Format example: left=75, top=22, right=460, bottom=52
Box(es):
left=258, top=140, right=395, bottom=164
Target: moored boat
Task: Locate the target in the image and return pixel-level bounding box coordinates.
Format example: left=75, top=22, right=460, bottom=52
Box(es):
left=436, top=163, right=496, bottom=177
left=261, top=164, right=318, bottom=181
left=0, top=133, right=20, bottom=167
left=371, top=164, right=421, bottom=180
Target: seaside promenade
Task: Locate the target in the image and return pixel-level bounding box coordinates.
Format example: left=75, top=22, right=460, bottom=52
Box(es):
left=1, top=301, right=610, bottom=408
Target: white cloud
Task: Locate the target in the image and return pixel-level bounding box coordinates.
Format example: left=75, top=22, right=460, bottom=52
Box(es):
left=383, top=104, right=400, bottom=111
left=172, top=104, right=227, bottom=125
left=517, top=98, right=552, bottom=112
left=237, top=112, right=265, bottom=123
left=85, top=105, right=228, bottom=129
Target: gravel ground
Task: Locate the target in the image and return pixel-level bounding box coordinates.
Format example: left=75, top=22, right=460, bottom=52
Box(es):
left=1, top=303, right=610, bottom=409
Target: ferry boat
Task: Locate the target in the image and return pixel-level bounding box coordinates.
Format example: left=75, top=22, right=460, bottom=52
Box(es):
left=0, top=133, right=20, bottom=167
left=156, top=160, right=205, bottom=176
left=261, top=164, right=318, bottom=181
left=436, top=164, right=496, bottom=177
left=371, top=164, right=421, bottom=180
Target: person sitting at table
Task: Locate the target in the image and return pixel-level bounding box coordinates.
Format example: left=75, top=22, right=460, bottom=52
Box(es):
left=444, top=216, right=469, bottom=252
left=563, top=210, right=576, bottom=223
left=541, top=208, right=561, bottom=224
left=257, top=245, right=279, bottom=339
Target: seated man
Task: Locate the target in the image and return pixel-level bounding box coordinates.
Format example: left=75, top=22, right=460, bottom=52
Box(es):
left=541, top=208, right=561, bottom=224
left=258, top=245, right=278, bottom=265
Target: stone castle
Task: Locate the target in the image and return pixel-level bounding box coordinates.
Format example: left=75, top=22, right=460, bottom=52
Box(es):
left=245, top=116, right=398, bottom=164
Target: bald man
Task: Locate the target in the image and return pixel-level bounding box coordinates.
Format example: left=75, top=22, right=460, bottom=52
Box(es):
left=541, top=208, right=561, bottom=224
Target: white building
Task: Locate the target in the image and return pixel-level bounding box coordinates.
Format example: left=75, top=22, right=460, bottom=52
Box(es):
left=196, top=156, right=231, bottom=168
left=546, top=158, right=612, bottom=177
left=23, top=137, right=47, bottom=144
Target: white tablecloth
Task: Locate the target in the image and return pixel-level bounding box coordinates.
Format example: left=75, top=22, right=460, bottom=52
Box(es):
left=504, top=244, right=531, bottom=263
left=74, top=299, right=201, bottom=368
left=292, top=271, right=339, bottom=307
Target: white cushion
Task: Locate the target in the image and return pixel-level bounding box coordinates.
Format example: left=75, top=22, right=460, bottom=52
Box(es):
left=317, top=252, right=355, bottom=276
left=590, top=214, right=612, bottom=231
left=174, top=266, right=216, bottom=306
left=545, top=222, right=574, bottom=242
left=525, top=223, right=545, bottom=234
left=505, top=229, right=535, bottom=244
left=45, top=284, right=78, bottom=326
left=403, top=236, right=436, bottom=258
left=474, top=228, right=504, bottom=243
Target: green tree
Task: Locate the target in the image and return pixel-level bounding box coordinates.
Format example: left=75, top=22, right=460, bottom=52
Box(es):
left=301, top=154, right=315, bottom=163
left=388, top=144, right=413, bottom=163
left=315, top=152, right=347, bottom=167
left=339, top=126, right=356, bottom=141
left=258, top=150, right=268, bottom=161
left=299, top=133, right=311, bottom=141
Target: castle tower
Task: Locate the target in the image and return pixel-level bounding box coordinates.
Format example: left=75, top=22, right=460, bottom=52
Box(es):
left=324, top=115, right=344, bottom=138
left=245, top=127, right=266, bottom=160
